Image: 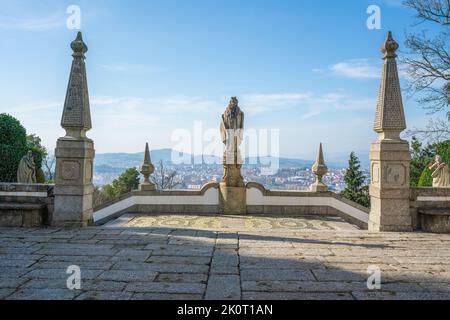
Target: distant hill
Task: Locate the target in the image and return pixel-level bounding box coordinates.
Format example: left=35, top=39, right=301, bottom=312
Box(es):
left=94, top=149, right=351, bottom=170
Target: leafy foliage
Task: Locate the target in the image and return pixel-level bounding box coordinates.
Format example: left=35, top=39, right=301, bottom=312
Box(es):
left=341, top=152, right=370, bottom=208
left=0, top=113, right=28, bottom=182
left=94, top=168, right=141, bottom=207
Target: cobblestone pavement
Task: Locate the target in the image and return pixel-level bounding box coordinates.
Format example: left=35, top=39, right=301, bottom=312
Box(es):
left=1, top=214, right=450, bottom=300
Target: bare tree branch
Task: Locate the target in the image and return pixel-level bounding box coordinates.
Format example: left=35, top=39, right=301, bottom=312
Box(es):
left=401, top=0, right=449, bottom=138
left=407, top=117, right=450, bottom=143
left=150, top=160, right=181, bottom=190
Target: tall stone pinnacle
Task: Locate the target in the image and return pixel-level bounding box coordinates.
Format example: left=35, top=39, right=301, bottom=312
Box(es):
left=310, top=143, right=328, bottom=192
left=143, top=142, right=152, bottom=166
left=61, top=32, right=92, bottom=139
left=139, top=142, right=155, bottom=191
left=373, top=31, right=406, bottom=139
left=315, top=143, right=325, bottom=167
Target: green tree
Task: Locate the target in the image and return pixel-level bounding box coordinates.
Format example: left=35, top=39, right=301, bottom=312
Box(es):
left=102, top=167, right=140, bottom=199
left=0, top=113, right=28, bottom=182
left=341, top=152, right=370, bottom=208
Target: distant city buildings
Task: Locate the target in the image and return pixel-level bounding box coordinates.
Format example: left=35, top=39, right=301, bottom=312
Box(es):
left=93, top=164, right=369, bottom=192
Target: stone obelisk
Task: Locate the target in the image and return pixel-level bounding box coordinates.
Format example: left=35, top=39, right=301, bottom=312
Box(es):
left=53, top=32, right=95, bottom=227
left=219, top=97, right=246, bottom=215
left=369, top=32, right=412, bottom=232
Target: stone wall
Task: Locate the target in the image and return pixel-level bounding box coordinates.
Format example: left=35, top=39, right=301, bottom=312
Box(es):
left=0, top=183, right=54, bottom=227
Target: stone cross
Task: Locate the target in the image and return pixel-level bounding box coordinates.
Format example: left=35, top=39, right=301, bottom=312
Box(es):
left=310, top=143, right=328, bottom=192
left=139, top=142, right=156, bottom=191
left=369, top=32, right=412, bottom=232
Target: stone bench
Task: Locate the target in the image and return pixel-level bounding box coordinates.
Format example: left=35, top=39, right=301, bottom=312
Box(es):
left=0, top=203, right=46, bottom=227
left=419, top=209, right=450, bottom=234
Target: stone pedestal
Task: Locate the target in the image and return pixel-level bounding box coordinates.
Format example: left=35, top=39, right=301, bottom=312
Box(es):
left=309, top=182, right=328, bottom=192
left=369, top=138, right=412, bottom=232
left=53, top=138, right=95, bottom=227
left=139, top=183, right=156, bottom=191
left=219, top=183, right=246, bottom=215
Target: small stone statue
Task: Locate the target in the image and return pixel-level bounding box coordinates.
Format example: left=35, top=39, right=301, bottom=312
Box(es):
left=17, top=151, right=37, bottom=184
left=428, top=155, right=450, bottom=188
left=220, top=97, right=245, bottom=187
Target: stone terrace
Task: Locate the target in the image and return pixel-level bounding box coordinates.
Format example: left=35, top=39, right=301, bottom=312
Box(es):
left=1, top=214, right=450, bottom=300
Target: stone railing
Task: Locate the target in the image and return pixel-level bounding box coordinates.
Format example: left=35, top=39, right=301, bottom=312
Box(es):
left=0, top=183, right=55, bottom=227
left=246, top=183, right=369, bottom=229
left=93, top=183, right=220, bottom=225
left=93, top=182, right=370, bottom=229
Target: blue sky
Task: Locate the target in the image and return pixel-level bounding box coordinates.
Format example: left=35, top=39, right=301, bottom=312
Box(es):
left=0, top=0, right=436, bottom=162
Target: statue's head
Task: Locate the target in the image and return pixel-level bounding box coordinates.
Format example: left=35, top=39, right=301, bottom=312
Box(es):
left=228, top=97, right=238, bottom=109
left=436, top=155, right=442, bottom=163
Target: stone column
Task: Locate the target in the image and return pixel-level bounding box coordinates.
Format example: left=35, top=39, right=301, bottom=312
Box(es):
left=369, top=32, right=412, bottom=232
left=219, top=97, right=247, bottom=215
left=53, top=32, right=95, bottom=227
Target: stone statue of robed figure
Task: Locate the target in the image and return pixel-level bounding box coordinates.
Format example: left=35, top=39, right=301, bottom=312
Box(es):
left=220, top=97, right=245, bottom=188
left=429, top=155, right=450, bottom=188
left=17, top=151, right=37, bottom=184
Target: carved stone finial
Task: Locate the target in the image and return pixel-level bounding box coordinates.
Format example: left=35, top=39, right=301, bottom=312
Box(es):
left=71, top=31, right=88, bottom=58
left=373, top=31, right=406, bottom=139
left=61, top=32, right=92, bottom=139
left=139, top=142, right=156, bottom=191
left=310, top=143, right=328, bottom=192
left=381, top=31, right=399, bottom=59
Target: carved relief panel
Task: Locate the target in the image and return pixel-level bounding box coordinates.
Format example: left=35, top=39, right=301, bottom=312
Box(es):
left=60, top=160, right=80, bottom=181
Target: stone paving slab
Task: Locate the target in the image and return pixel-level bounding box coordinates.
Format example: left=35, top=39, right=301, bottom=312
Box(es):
left=0, top=214, right=450, bottom=300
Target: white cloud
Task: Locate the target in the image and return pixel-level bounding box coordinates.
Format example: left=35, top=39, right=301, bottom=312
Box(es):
left=330, top=59, right=380, bottom=80
left=239, top=92, right=375, bottom=118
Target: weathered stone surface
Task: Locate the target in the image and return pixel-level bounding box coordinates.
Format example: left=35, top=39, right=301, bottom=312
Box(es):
left=132, top=293, right=203, bottom=300
left=241, top=269, right=315, bottom=281
left=242, top=291, right=353, bottom=300
left=76, top=291, right=133, bottom=300
left=125, top=282, right=205, bottom=294
left=7, top=288, right=80, bottom=300
left=155, top=273, right=208, bottom=283
left=205, top=275, right=241, bottom=300
left=97, top=270, right=157, bottom=282
left=1, top=214, right=450, bottom=300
